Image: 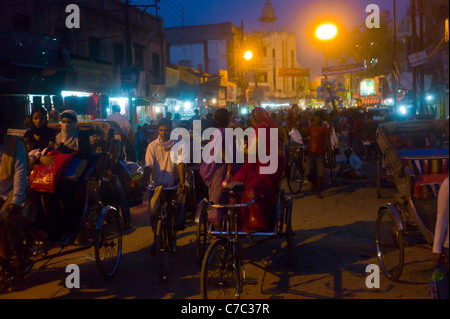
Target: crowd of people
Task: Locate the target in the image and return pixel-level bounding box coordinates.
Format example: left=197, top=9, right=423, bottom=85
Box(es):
left=1, top=102, right=447, bottom=290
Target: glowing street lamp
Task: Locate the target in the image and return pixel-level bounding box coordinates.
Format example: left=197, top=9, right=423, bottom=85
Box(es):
left=243, top=50, right=253, bottom=61
left=315, top=24, right=338, bottom=40
left=315, top=23, right=337, bottom=67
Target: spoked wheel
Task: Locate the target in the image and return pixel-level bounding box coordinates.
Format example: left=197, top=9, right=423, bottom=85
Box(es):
left=375, top=208, right=404, bottom=281
left=287, top=159, right=304, bottom=195
left=201, top=238, right=242, bottom=299
left=196, top=204, right=209, bottom=267
left=284, top=198, right=294, bottom=267
left=325, top=150, right=337, bottom=186
left=376, top=160, right=382, bottom=198
left=95, top=208, right=122, bottom=280
left=155, top=218, right=170, bottom=283
left=0, top=260, right=13, bottom=294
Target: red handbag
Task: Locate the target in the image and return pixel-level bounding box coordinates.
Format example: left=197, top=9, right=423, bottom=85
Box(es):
left=29, top=151, right=75, bottom=193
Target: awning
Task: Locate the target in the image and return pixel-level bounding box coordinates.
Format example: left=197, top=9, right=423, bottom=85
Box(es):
left=362, top=97, right=380, bottom=105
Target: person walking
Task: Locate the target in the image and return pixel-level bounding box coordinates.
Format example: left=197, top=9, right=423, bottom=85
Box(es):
left=301, top=111, right=331, bottom=198
left=107, top=104, right=135, bottom=161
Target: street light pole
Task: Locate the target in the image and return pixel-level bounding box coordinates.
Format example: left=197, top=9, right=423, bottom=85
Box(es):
left=393, top=0, right=397, bottom=112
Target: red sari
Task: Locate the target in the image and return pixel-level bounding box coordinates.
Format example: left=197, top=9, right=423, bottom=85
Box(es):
left=233, top=107, right=285, bottom=232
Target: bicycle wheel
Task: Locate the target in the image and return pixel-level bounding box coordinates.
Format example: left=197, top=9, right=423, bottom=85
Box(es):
left=201, top=238, right=242, bottom=299
left=287, top=159, right=304, bottom=195
left=196, top=205, right=209, bottom=267
left=155, top=218, right=170, bottom=283
left=95, top=208, right=122, bottom=280
left=325, top=150, right=337, bottom=186
left=375, top=208, right=404, bottom=281
left=284, top=198, right=294, bottom=267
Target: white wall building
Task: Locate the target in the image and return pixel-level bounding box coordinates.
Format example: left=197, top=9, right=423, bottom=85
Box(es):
left=244, top=0, right=303, bottom=105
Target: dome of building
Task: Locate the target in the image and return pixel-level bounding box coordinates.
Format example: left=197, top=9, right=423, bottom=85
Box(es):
left=260, top=0, right=277, bottom=22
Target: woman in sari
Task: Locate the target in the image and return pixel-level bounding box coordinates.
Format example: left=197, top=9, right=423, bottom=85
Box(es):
left=199, top=109, right=241, bottom=228
left=233, top=107, right=285, bottom=232
left=23, top=106, right=57, bottom=170
left=23, top=106, right=57, bottom=241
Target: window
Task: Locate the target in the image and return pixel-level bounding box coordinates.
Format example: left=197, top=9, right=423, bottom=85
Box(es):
left=55, top=27, right=70, bottom=47
left=113, top=43, right=124, bottom=68
left=272, top=49, right=276, bottom=88
left=152, top=52, right=161, bottom=78
left=88, top=37, right=101, bottom=60
left=12, top=13, right=31, bottom=32
left=262, top=47, right=267, bottom=57
left=259, top=72, right=268, bottom=83
left=134, top=45, right=145, bottom=71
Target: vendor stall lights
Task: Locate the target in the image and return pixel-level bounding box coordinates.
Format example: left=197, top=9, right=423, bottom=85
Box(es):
left=183, top=101, right=192, bottom=110
left=61, top=91, right=92, bottom=98
left=399, top=106, right=407, bottom=114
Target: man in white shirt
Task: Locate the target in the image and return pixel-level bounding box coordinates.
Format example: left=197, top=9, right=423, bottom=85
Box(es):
left=107, top=104, right=135, bottom=161
left=144, top=118, right=188, bottom=230
left=107, top=104, right=132, bottom=139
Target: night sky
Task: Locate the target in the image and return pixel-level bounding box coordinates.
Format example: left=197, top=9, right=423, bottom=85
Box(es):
left=130, top=0, right=410, bottom=82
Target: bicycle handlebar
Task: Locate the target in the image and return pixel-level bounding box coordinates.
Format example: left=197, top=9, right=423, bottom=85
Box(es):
left=208, top=199, right=255, bottom=209
left=145, top=185, right=179, bottom=191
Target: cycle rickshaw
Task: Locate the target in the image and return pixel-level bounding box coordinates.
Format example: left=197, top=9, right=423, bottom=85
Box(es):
left=195, top=178, right=294, bottom=299
left=375, top=119, right=449, bottom=280
left=0, top=121, right=123, bottom=292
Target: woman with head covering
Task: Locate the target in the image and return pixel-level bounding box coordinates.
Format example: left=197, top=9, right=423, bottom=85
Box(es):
left=52, top=110, right=90, bottom=158
left=199, top=108, right=241, bottom=227
left=23, top=106, right=57, bottom=169
left=232, top=107, right=285, bottom=232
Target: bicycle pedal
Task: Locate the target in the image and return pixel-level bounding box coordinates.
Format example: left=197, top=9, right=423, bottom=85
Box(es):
left=244, top=277, right=258, bottom=285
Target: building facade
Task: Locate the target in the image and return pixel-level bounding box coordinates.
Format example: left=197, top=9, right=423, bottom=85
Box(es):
left=0, top=0, right=166, bottom=127
left=244, top=0, right=302, bottom=106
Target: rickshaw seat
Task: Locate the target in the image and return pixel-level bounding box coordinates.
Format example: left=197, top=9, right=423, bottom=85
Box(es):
left=223, top=182, right=245, bottom=194
left=413, top=174, right=448, bottom=199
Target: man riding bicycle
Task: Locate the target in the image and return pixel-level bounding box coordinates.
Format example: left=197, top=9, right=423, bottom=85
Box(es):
left=0, top=113, right=32, bottom=276
left=143, top=117, right=188, bottom=231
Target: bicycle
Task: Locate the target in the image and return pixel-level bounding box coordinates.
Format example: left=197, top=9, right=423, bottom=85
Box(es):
left=146, top=184, right=179, bottom=283
left=286, top=142, right=307, bottom=195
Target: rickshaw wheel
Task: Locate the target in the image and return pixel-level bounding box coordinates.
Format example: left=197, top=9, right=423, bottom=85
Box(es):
left=376, top=160, right=382, bottom=198
left=201, top=238, right=241, bottom=299
left=155, top=218, right=169, bottom=283
left=287, top=159, right=304, bottom=195
left=0, top=262, right=13, bottom=294
left=375, top=208, right=404, bottom=281
left=284, top=198, right=294, bottom=267
left=95, top=208, right=122, bottom=280
left=196, top=204, right=209, bottom=267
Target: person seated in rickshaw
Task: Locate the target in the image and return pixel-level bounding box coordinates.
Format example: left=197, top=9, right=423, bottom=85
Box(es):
left=199, top=109, right=241, bottom=230
left=41, top=110, right=92, bottom=240
left=232, top=107, right=285, bottom=232
left=143, top=117, right=189, bottom=232
left=48, top=110, right=91, bottom=158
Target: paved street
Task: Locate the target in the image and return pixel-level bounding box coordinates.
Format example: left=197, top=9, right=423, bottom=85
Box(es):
left=0, top=161, right=434, bottom=299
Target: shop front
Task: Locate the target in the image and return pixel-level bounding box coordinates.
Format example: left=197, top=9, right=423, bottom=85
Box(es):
left=61, top=58, right=117, bottom=120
